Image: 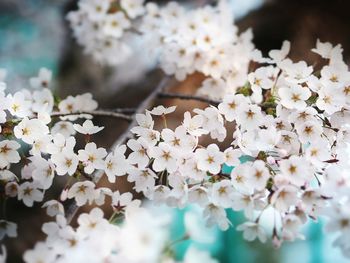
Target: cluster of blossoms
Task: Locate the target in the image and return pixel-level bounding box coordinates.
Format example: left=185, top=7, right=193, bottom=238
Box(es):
left=139, top=1, right=253, bottom=98
left=2, top=38, right=350, bottom=259
left=2, top=0, right=350, bottom=261
left=68, top=0, right=254, bottom=99
left=23, top=205, right=218, bottom=263
left=67, top=0, right=146, bottom=65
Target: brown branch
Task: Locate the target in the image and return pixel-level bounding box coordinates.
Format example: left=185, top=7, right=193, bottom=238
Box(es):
left=158, top=92, right=221, bottom=106
left=115, top=77, right=172, bottom=146
left=51, top=110, right=133, bottom=121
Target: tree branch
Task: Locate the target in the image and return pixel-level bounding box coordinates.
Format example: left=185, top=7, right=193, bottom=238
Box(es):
left=158, top=92, right=221, bottom=106
left=64, top=77, right=173, bottom=223
left=115, top=77, right=172, bottom=146
left=51, top=110, right=133, bottom=121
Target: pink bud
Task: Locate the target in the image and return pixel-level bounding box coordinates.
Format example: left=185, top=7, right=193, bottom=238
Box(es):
left=272, top=235, right=282, bottom=249
left=60, top=189, right=68, bottom=202
left=267, top=156, right=276, bottom=165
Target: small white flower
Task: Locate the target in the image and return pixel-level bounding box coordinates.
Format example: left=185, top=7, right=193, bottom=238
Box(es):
left=0, top=170, right=17, bottom=182
left=182, top=111, right=208, bottom=137
left=42, top=200, right=64, bottom=217
left=29, top=68, right=52, bottom=89
left=183, top=246, right=218, bottom=263
left=121, top=0, right=145, bottom=19
left=237, top=222, right=267, bottom=243
left=218, top=94, right=249, bottom=122
left=270, top=184, right=298, bottom=212
left=51, top=149, right=79, bottom=176
left=150, top=142, right=178, bottom=173
left=236, top=104, right=264, bottom=131
left=51, top=121, right=76, bottom=138
left=0, top=220, right=17, bottom=239
left=268, top=40, right=290, bottom=63
left=17, top=182, right=43, bottom=207
left=47, top=134, right=76, bottom=155
left=77, top=208, right=106, bottom=237
left=248, top=160, right=270, bottom=191
left=231, top=163, right=253, bottom=194
left=279, top=155, right=314, bottom=186
left=103, top=12, right=131, bottom=38
left=104, top=145, right=130, bottom=182
left=135, top=111, right=154, bottom=129
left=127, top=168, right=157, bottom=193
left=149, top=105, right=176, bottom=116
left=295, top=120, right=323, bottom=144
left=0, top=140, right=21, bottom=169
left=161, top=126, right=196, bottom=153
left=23, top=242, right=56, bottom=263
left=112, top=191, right=134, bottom=210
left=73, top=120, right=104, bottom=135
left=7, top=91, right=31, bottom=118
left=14, top=118, right=49, bottom=144
left=195, top=144, right=225, bottom=175
left=67, top=181, right=96, bottom=206
left=223, top=147, right=243, bottom=167
left=211, top=180, right=234, bottom=208
left=94, top=187, right=113, bottom=206
left=31, top=88, right=54, bottom=113
left=78, top=142, right=107, bottom=174
left=30, top=157, right=55, bottom=189
left=127, top=138, right=150, bottom=169
left=278, top=85, right=311, bottom=110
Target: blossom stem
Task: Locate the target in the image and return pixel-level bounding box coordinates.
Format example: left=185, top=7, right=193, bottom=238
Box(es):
left=166, top=234, right=190, bottom=248
left=161, top=114, right=167, bottom=128
left=50, top=110, right=133, bottom=121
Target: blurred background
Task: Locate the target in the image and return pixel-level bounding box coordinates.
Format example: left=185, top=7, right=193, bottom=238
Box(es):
left=1, top=0, right=350, bottom=262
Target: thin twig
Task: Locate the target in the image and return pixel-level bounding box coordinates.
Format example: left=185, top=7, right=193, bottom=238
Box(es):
left=110, top=108, right=136, bottom=114
left=51, top=110, right=133, bottom=121
left=158, top=92, right=221, bottom=106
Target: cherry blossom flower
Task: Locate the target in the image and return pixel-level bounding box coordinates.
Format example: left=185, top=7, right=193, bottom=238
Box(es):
left=103, top=12, right=131, bottom=38
left=0, top=220, right=17, bottom=240
left=29, top=68, right=52, bottom=89
left=278, top=85, right=311, bottom=110
left=195, top=144, right=225, bottom=175
left=14, top=118, right=49, bottom=144
left=237, top=222, right=267, bottom=243
left=150, top=142, right=178, bottom=173
left=67, top=181, right=96, bottom=206
left=17, top=182, right=44, bottom=207
left=149, top=105, right=176, bottom=116
left=73, top=120, right=104, bottom=135
left=7, top=91, right=31, bottom=118
left=51, top=149, right=79, bottom=176
left=182, top=111, right=208, bottom=137
left=42, top=200, right=65, bottom=217
left=218, top=94, right=249, bottom=122
left=0, top=140, right=21, bottom=169
left=127, top=168, right=157, bottom=193
left=211, top=180, right=234, bottom=208
left=121, top=0, right=145, bottom=19
left=78, top=142, right=107, bottom=174
left=127, top=138, right=150, bottom=169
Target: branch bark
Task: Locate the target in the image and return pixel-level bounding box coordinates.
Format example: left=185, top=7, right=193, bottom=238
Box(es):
left=51, top=110, right=134, bottom=121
